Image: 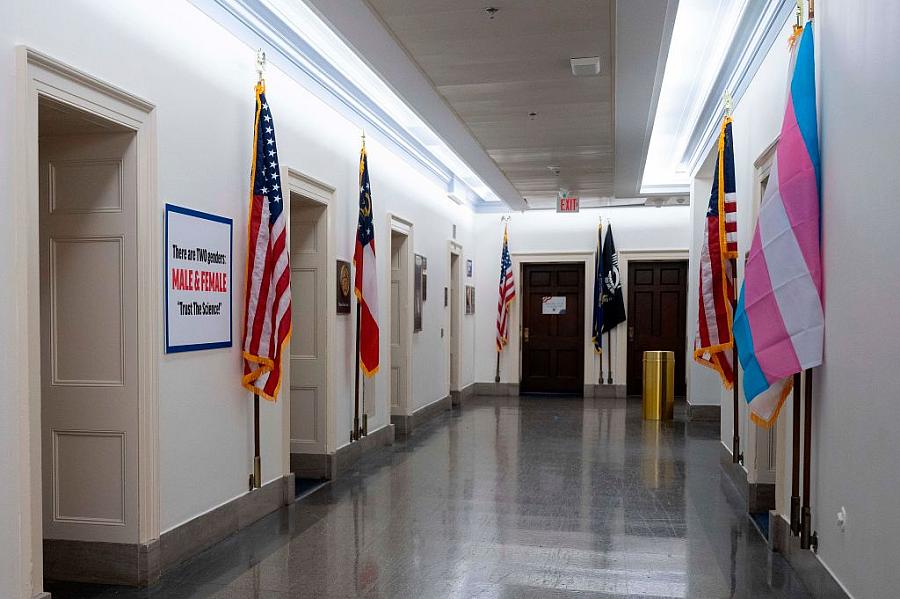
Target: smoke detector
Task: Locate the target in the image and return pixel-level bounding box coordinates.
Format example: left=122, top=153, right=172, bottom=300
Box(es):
left=570, top=56, right=601, bottom=77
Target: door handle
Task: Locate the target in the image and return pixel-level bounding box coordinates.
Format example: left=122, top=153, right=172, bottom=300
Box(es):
left=628, top=326, right=634, bottom=340
left=523, top=327, right=529, bottom=343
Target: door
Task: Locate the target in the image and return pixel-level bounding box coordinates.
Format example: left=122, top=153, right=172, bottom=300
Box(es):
left=520, top=263, right=585, bottom=394
left=40, top=129, right=140, bottom=544
left=626, top=261, right=688, bottom=396
left=289, top=195, right=327, bottom=455
left=390, top=231, right=409, bottom=415
left=449, top=251, right=460, bottom=391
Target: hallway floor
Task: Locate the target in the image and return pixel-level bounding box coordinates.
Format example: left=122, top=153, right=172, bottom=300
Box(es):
left=47, top=396, right=813, bottom=598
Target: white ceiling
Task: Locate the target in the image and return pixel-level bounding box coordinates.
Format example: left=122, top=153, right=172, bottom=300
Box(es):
left=365, top=1, right=615, bottom=209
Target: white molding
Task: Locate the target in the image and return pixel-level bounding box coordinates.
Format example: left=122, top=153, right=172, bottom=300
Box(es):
left=386, top=213, right=414, bottom=418
left=284, top=168, right=336, bottom=457
left=506, top=252, right=595, bottom=387
left=446, top=240, right=463, bottom=392
left=16, top=47, right=160, bottom=595
left=682, top=0, right=794, bottom=177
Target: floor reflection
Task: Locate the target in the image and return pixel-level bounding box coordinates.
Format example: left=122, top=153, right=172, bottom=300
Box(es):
left=47, top=395, right=813, bottom=598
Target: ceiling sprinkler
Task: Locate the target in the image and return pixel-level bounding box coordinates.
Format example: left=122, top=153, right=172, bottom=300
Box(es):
left=484, top=7, right=499, bottom=19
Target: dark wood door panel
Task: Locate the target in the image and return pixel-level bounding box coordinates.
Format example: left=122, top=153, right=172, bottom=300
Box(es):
left=521, top=263, right=585, bottom=394
left=626, top=261, right=688, bottom=396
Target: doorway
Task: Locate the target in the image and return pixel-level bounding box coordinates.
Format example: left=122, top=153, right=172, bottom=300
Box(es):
left=38, top=97, right=142, bottom=575
left=389, top=224, right=412, bottom=419
left=520, top=262, right=585, bottom=395
left=448, top=246, right=461, bottom=396
left=626, top=260, right=688, bottom=396
left=288, top=192, right=328, bottom=467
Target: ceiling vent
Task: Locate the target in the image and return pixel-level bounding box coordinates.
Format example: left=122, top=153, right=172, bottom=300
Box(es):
left=570, top=56, right=601, bottom=77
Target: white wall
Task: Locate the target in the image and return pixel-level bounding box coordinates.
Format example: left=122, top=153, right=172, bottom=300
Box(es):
left=472, top=207, right=691, bottom=386
left=696, top=3, right=900, bottom=596
left=3, top=0, right=475, bottom=581
left=686, top=163, right=729, bottom=408
left=813, top=2, right=900, bottom=596
left=0, top=2, right=26, bottom=597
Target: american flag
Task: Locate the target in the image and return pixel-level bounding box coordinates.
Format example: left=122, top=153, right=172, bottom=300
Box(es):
left=495, top=224, right=515, bottom=351
left=694, top=116, right=737, bottom=387
left=242, top=82, right=291, bottom=401
left=354, top=145, right=379, bottom=376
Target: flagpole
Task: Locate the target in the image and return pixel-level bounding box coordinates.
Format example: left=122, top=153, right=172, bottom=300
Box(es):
left=353, top=303, right=361, bottom=442
left=250, top=49, right=267, bottom=491
left=800, top=368, right=816, bottom=549
left=790, top=372, right=802, bottom=535
left=253, top=394, right=261, bottom=489
left=606, top=330, right=613, bottom=385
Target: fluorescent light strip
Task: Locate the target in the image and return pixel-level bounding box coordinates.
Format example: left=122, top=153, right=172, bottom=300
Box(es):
left=262, top=0, right=502, bottom=204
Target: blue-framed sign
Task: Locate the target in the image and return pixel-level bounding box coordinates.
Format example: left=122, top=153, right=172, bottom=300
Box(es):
left=165, top=203, right=233, bottom=353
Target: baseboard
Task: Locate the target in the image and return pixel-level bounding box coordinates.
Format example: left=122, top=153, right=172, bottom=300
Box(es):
left=473, top=382, right=519, bottom=396
left=333, top=423, right=394, bottom=475
left=392, top=394, right=451, bottom=436
left=158, top=473, right=294, bottom=577
left=450, top=383, right=475, bottom=407
left=687, top=402, right=721, bottom=422
left=718, top=445, right=775, bottom=514
left=43, top=537, right=160, bottom=587
left=769, top=512, right=851, bottom=599
left=584, top=384, right=626, bottom=398
left=290, top=452, right=335, bottom=480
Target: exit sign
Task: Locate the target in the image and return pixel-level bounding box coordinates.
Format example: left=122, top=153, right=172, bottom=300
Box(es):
left=557, top=195, right=579, bottom=213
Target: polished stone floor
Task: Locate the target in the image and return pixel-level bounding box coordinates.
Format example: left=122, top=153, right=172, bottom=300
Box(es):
left=47, top=395, right=814, bottom=598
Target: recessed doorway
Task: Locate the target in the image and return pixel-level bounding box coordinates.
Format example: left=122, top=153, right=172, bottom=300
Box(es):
left=37, top=96, right=152, bottom=584
left=288, top=188, right=329, bottom=476
left=625, top=260, right=688, bottom=396
left=389, top=220, right=412, bottom=422
left=448, top=244, right=462, bottom=400
left=520, top=262, right=585, bottom=395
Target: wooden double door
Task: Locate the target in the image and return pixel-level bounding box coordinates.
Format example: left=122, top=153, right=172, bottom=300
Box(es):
left=520, top=263, right=584, bottom=395
left=626, top=261, right=688, bottom=396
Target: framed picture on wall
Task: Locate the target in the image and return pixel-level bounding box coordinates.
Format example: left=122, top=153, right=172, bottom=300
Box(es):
left=465, top=285, right=475, bottom=315
left=414, top=254, right=424, bottom=332
left=336, top=260, right=351, bottom=314
left=466, top=259, right=473, bottom=278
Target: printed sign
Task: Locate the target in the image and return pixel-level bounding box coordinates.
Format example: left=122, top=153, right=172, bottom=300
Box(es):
left=165, top=204, right=233, bottom=353
left=542, top=295, right=567, bottom=315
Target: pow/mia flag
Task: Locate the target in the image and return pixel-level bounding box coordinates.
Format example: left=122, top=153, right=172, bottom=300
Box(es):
left=600, top=224, right=626, bottom=332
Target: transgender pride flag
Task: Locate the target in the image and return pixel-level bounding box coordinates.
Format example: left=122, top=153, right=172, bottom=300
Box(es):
left=733, top=22, right=823, bottom=427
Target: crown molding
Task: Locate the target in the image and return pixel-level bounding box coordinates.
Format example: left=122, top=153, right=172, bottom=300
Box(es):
left=190, top=0, right=491, bottom=202
left=681, top=0, right=794, bottom=176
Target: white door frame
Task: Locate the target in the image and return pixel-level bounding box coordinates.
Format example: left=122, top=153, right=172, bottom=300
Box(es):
left=283, top=169, right=336, bottom=463
left=447, top=240, right=463, bottom=393
left=387, top=213, right=413, bottom=417
left=507, top=251, right=593, bottom=386
left=14, top=47, right=159, bottom=595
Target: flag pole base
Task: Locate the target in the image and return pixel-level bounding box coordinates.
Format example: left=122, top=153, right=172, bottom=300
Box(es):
left=352, top=417, right=360, bottom=441
left=800, top=506, right=817, bottom=550
left=732, top=435, right=743, bottom=465
left=253, top=456, right=261, bottom=489
left=361, top=414, right=368, bottom=436
left=790, top=495, right=801, bottom=536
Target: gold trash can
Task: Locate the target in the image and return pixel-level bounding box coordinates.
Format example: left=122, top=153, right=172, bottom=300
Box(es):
left=643, top=350, right=674, bottom=420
